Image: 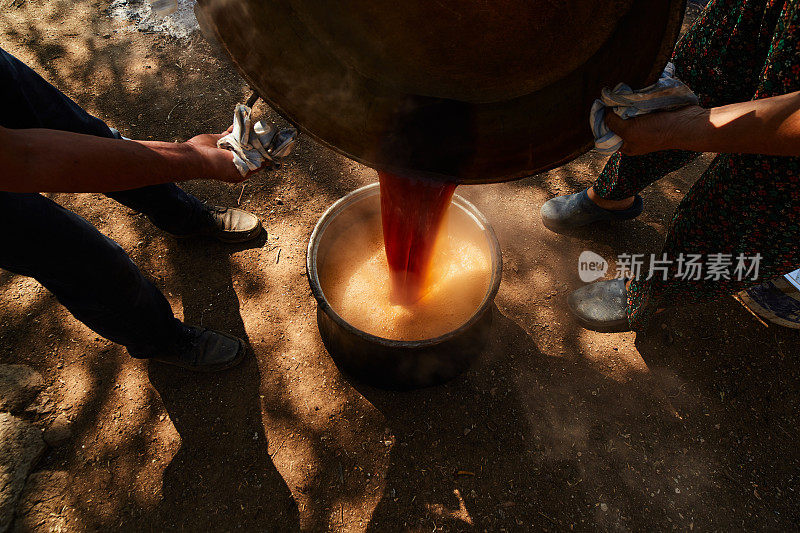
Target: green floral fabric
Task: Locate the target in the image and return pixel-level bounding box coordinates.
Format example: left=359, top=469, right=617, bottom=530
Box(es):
left=592, top=0, right=800, bottom=328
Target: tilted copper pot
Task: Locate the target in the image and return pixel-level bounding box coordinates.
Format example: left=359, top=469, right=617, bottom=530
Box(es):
left=195, top=0, right=686, bottom=183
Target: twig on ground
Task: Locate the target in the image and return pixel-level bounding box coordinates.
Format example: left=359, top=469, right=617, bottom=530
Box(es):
left=538, top=511, right=558, bottom=525
left=732, top=294, right=769, bottom=328
left=165, top=100, right=181, bottom=122
left=269, top=438, right=287, bottom=459
left=772, top=331, right=787, bottom=359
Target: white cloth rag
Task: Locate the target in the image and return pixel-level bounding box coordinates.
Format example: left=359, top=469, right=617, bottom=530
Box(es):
left=590, top=62, right=699, bottom=155
left=217, top=104, right=298, bottom=176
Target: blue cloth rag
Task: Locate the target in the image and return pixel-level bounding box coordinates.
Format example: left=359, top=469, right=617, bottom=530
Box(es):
left=590, top=62, right=699, bottom=154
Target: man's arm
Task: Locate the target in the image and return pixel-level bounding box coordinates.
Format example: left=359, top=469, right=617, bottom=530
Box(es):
left=605, top=90, right=800, bottom=156
left=0, top=126, right=246, bottom=193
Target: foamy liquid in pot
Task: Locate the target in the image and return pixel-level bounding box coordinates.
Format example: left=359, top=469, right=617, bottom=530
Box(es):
left=319, top=208, right=491, bottom=341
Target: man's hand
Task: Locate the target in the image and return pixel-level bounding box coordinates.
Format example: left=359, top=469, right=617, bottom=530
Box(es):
left=603, top=105, right=708, bottom=156
left=0, top=125, right=262, bottom=193
left=184, top=131, right=248, bottom=183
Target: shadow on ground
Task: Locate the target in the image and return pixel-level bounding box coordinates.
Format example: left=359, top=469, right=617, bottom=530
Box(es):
left=2, top=1, right=799, bottom=531
left=142, top=236, right=300, bottom=530
left=353, top=308, right=736, bottom=531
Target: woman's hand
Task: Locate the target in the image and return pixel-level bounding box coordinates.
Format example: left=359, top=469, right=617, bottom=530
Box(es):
left=604, top=105, right=709, bottom=156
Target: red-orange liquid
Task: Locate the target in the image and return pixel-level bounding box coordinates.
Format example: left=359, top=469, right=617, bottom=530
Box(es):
left=378, top=171, right=457, bottom=305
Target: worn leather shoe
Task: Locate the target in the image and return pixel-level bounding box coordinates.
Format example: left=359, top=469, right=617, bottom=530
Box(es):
left=203, top=205, right=263, bottom=243
left=151, top=325, right=246, bottom=372
left=175, top=205, right=263, bottom=243
left=567, top=279, right=631, bottom=332
left=540, top=189, right=643, bottom=232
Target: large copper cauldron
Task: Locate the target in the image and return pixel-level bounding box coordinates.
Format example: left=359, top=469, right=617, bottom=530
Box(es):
left=196, top=1, right=685, bottom=182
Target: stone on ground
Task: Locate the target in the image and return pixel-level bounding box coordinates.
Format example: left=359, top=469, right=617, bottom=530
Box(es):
left=42, top=414, right=72, bottom=447
left=12, top=470, right=69, bottom=532
left=0, top=413, right=46, bottom=533
left=0, top=365, right=43, bottom=412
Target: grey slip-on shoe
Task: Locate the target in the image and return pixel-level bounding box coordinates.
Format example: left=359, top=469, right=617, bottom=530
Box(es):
left=540, top=189, right=643, bottom=232
left=567, top=278, right=631, bottom=332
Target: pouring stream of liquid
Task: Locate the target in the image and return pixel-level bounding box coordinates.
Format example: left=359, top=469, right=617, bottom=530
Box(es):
left=378, top=171, right=457, bottom=305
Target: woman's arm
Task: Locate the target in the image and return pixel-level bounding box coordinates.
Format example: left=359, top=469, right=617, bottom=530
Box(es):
left=0, top=126, right=247, bottom=193
left=605, top=90, right=800, bottom=156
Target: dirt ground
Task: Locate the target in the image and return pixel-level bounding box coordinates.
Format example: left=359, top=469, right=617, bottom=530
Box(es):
left=1, top=1, right=799, bottom=531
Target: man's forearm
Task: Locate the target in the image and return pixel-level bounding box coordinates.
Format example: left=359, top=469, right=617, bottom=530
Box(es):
left=671, top=91, right=800, bottom=156
left=0, top=127, right=213, bottom=193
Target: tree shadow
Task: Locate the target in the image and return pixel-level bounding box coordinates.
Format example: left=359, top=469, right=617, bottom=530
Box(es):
left=349, top=308, right=715, bottom=530
left=3, top=1, right=785, bottom=530
left=634, top=297, right=800, bottom=527
left=535, top=218, right=666, bottom=257
left=143, top=235, right=300, bottom=530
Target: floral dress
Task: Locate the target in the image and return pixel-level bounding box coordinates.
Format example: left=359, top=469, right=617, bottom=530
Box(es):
left=592, top=0, right=800, bottom=328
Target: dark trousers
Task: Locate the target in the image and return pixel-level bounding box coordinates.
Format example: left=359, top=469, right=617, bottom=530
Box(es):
left=0, top=46, right=209, bottom=356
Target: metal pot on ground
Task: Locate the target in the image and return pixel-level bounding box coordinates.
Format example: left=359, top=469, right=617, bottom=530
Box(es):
left=306, top=184, right=502, bottom=389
